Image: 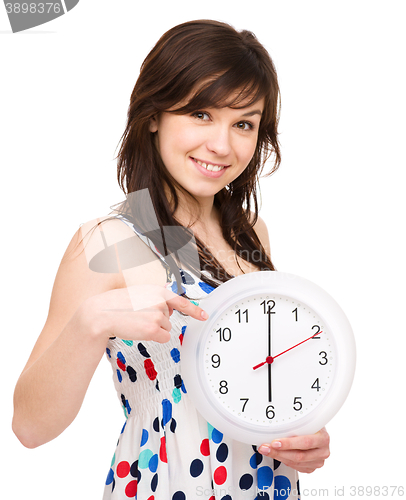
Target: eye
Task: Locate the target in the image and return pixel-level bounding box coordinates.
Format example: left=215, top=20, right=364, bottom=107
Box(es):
left=192, top=111, right=210, bottom=121
left=235, top=121, right=254, bottom=131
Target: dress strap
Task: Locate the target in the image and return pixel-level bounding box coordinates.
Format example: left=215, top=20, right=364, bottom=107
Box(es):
left=114, top=214, right=186, bottom=295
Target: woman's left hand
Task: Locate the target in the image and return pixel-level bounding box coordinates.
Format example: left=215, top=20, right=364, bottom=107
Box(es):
left=258, top=427, right=330, bottom=473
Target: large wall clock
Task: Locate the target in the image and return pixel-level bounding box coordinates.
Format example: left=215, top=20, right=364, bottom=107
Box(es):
left=182, top=271, right=356, bottom=445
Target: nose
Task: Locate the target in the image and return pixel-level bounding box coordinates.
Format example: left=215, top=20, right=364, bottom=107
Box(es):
left=206, top=125, right=232, bottom=157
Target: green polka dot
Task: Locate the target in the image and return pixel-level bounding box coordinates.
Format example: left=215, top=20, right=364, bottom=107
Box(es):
left=207, top=422, right=214, bottom=440
left=191, top=300, right=199, bottom=306
left=139, top=449, right=154, bottom=469
left=121, top=339, right=134, bottom=346
left=111, top=453, right=116, bottom=467
left=172, top=387, right=181, bottom=403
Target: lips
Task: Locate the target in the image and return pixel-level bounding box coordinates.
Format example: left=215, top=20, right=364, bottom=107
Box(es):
left=190, top=157, right=230, bottom=178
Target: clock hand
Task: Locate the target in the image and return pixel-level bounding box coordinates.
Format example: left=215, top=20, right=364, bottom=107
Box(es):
left=267, top=306, right=272, bottom=402
left=253, top=330, right=323, bottom=370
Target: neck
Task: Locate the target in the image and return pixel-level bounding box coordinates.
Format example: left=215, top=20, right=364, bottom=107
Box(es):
left=166, top=187, right=218, bottom=230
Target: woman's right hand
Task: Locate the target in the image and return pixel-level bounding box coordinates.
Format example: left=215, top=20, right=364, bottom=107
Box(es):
left=80, top=284, right=208, bottom=345
left=12, top=218, right=207, bottom=448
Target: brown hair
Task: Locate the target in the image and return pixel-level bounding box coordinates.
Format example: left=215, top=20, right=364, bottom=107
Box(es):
left=116, top=19, right=281, bottom=286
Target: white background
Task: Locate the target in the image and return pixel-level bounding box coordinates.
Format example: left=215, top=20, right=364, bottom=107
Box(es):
left=1, top=1, right=405, bottom=498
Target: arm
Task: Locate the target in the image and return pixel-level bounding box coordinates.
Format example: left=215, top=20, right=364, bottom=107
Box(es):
left=12, top=217, right=207, bottom=448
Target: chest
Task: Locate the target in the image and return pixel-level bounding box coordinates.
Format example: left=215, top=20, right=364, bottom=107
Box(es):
left=201, top=234, right=259, bottom=277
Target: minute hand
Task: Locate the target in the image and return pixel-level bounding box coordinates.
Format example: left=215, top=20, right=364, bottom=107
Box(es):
left=253, top=330, right=323, bottom=370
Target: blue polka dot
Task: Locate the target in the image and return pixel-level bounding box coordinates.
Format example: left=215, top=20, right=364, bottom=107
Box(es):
left=174, top=374, right=182, bottom=388
left=106, top=348, right=111, bottom=358
left=120, top=422, right=126, bottom=434
left=257, top=466, right=274, bottom=490
left=130, top=461, right=139, bottom=479
left=171, top=282, right=186, bottom=294
left=170, top=348, right=181, bottom=363
left=153, top=417, right=160, bottom=432
left=172, top=492, right=186, bottom=500
left=127, top=366, right=137, bottom=382
left=162, top=399, right=172, bottom=427
left=116, top=369, right=122, bottom=383
left=256, top=493, right=269, bottom=500
left=221, top=496, right=232, bottom=500
left=149, top=453, right=158, bottom=473
left=170, top=418, right=177, bottom=433
left=125, top=400, right=132, bottom=415
left=212, top=427, right=223, bottom=444
left=137, top=343, right=150, bottom=358
left=239, top=473, right=254, bottom=490
left=181, top=270, right=195, bottom=284
left=190, top=458, right=204, bottom=477
left=216, top=443, right=229, bottom=462
left=249, top=451, right=263, bottom=469
left=140, top=429, right=149, bottom=446
left=181, top=381, right=187, bottom=393
left=117, top=351, right=126, bottom=364
left=151, top=473, right=158, bottom=492
left=198, top=281, right=215, bottom=294
left=105, top=468, right=114, bottom=485
left=181, top=326, right=187, bottom=334
left=274, top=475, right=291, bottom=500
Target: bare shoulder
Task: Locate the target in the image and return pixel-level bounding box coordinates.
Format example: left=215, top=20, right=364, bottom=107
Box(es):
left=60, top=214, right=167, bottom=294
left=21, top=215, right=166, bottom=373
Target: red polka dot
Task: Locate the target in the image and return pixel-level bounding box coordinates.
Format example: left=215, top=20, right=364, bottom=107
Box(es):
left=200, top=438, right=210, bottom=456
left=144, top=359, right=157, bottom=380
left=213, top=465, right=227, bottom=485
left=209, top=497, right=215, bottom=500
left=160, top=436, right=167, bottom=463
left=125, top=479, right=137, bottom=497
left=179, top=333, right=184, bottom=345
left=147, top=497, right=155, bottom=500
left=116, top=461, right=130, bottom=478
left=117, top=359, right=126, bottom=371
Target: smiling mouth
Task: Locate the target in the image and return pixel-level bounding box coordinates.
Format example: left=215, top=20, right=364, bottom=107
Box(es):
left=191, top=157, right=230, bottom=172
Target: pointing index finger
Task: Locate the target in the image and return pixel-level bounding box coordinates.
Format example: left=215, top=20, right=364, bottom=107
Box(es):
left=167, top=293, right=209, bottom=321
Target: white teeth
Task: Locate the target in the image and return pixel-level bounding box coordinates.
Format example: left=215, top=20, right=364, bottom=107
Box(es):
left=195, top=159, right=225, bottom=172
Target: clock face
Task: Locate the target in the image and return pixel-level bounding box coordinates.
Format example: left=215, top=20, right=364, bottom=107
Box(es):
left=182, top=271, right=355, bottom=444
left=203, top=293, right=336, bottom=431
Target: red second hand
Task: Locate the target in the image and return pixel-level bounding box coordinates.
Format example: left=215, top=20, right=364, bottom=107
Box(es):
left=252, top=330, right=323, bottom=370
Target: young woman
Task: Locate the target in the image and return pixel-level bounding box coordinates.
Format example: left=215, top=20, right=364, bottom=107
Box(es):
left=12, top=20, right=330, bottom=499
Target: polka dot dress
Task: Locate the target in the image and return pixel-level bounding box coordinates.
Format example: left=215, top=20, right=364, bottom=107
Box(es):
left=102, top=217, right=300, bottom=500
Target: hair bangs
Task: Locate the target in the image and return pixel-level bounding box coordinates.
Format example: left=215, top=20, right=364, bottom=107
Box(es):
left=173, top=57, right=268, bottom=114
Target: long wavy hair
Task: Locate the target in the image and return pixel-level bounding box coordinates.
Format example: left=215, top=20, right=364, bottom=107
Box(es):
left=116, top=19, right=281, bottom=288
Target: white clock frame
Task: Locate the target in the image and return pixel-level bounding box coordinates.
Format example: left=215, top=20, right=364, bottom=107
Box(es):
left=182, top=271, right=356, bottom=445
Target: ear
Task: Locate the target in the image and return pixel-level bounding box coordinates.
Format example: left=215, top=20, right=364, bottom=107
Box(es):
left=149, top=115, right=158, bottom=133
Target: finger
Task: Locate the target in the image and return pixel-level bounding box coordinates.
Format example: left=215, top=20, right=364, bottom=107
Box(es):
left=151, top=327, right=172, bottom=344
left=167, top=294, right=208, bottom=321
left=270, top=429, right=328, bottom=452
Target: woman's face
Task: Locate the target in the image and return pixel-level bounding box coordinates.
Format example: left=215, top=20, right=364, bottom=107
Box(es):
left=150, top=98, right=264, bottom=206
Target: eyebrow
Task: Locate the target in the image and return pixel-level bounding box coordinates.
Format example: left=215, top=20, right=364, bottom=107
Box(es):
left=241, top=109, right=263, bottom=117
